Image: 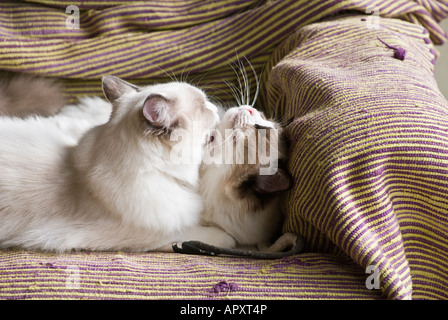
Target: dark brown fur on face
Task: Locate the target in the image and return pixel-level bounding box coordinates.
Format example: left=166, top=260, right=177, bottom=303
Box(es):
left=200, top=112, right=291, bottom=248
left=0, top=71, right=65, bottom=117
left=224, top=123, right=290, bottom=209
left=230, top=123, right=289, bottom=244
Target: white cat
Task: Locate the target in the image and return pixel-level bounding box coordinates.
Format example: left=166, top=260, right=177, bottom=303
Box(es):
left=0, top=75, right=234, bottom=252
left=198, top=104, right=291, bottom=251
left=174, top=59, right=295, bottom=254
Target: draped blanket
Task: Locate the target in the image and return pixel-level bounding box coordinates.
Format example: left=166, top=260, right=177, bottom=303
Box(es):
left=0, top=0, right=447, bottom=300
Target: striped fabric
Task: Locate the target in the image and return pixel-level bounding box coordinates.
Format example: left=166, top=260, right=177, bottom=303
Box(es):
left=268, top=14, right=448, bottom=300
left=0, top=251, right=384, bottom=299
left=0, top=0, right=448, bottom=300
left=1, top=0, right=447, bottom=104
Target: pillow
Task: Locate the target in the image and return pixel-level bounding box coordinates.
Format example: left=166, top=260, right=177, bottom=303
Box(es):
left=267, top=15, right=448, bottom=300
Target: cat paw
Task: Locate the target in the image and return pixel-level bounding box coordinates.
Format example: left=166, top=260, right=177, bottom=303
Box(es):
left=198, top=228, right=237, bottom=249
left=264, top=233, right=298, bottom=253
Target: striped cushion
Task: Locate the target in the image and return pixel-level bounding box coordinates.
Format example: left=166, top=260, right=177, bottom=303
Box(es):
left=0, top=251, right=384, bottom=299
left=1, top=0, right=448, bottom=300
left=268, top=15, right=448, bottom=300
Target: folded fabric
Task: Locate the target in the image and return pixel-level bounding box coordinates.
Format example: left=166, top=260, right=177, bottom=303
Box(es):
left=268, top=15, right=448, bottom=300
left=1, top=0, right=447, bottom=104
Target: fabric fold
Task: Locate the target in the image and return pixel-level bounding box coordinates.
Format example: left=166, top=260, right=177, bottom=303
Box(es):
left=267, top=15, right=448, bottom=299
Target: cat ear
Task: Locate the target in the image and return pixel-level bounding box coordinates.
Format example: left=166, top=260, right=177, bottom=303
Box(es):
left=253, top=168, right=290, bottom=194
left=102, top=75, right=139, bottom=103
left=142, top=94, right=174, bottom=129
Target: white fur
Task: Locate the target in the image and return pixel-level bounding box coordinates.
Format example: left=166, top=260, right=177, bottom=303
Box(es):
left=199, top=105, right=285, bottom=247
left=199, top=160, right=282, bottom=246
left=0, top=79, right=227, bottom=252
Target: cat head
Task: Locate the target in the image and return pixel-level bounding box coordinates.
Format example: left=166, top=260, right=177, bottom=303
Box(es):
left=101, top=76, right=219, bottom=164
left=76, top=76, right=220, bottom=231
left=201, top=105, right=290, bottom=211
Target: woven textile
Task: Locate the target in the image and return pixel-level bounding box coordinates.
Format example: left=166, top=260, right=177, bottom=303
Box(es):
left=0, top=251, right=383, bottom=299
left=1, top=0, right=448, bottom=300
left=1, top=0, right=447, bottom=104
left=268, top=15, right=448, bottom=300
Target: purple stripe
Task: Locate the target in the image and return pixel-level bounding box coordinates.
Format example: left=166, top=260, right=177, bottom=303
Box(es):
left=1, top=292, right=382, bottom=300
left=0, top=15, right=62, bottom=21
left=401, top=221, right=448, bottom=245
left=288, top=102, right=448, bottom=183
left=0, top=1, right=255, bottom=40
left=25, top=17, right=262, bottom=75
left=405, top=241, right=448, bottom=259
left=332, top=194, right=448, bottom=257
left=71, top=0, right=301, bottom=77
left=330, top=125, right=448, bottom=155
left=291, top=120, right=448, bottom=208
left=407, top=259, right=448, bottom=279
left=328, top=152, right=448, bottom=186
left=310, top=159, right=448, bottom=235
left=399, top=205, right=448, bottom=228
left=323, top=163, right=448, bottom=222
left=318, top=183, right=448, bottom=248
left=344, top=173, right=448, bottom=210
left=101, top=0, right=344, bottom=77
left=338, top=209, right=401, bottom=256
left=0, top=0, right=227, bottom=11
left=81, top=2, right=253, bottom=27
left=299, top=154, right=448, bottom=231
left=0, top=0, right=340, bottom=76
left=0, top=28, right=83, bottom=37
left=0, top=6, right=260, bottom=59
left=1, top=3, right=267, bottom=74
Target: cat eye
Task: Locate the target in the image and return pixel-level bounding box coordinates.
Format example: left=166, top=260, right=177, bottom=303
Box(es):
left=207, top=129, right=217, bottom=144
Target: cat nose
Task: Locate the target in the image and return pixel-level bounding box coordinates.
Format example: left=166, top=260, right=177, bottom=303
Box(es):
left=242, top=106, right=255, bottom=115
left=240, top=106, right=255, bottom=116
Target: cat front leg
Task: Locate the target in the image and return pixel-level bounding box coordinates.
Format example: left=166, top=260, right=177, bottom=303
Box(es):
left=261, top=233, right=298, bottom=253
left=188, top=225, right=237, bottom=249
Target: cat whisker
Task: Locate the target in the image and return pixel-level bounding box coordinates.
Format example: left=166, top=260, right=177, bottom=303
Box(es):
left=226, top=53, right=262, bottom=109
left=244, top=57, right=260, bottom=108
left=180, top=63, right=197, bottom=84
left=231, top=50, right=248, bottom=105
left=223, top=79, right=243, bottom=106
left=237, top=57, right=251, bottom=106
left=227, top=59, right=245, bottom=105
left=201, top=84, right=234, bottom=107
left=191, top=73, right=209, bottom=88
left=180, top=64, right=188, bottom=83
left=149, top=64, right=179, bottom=83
